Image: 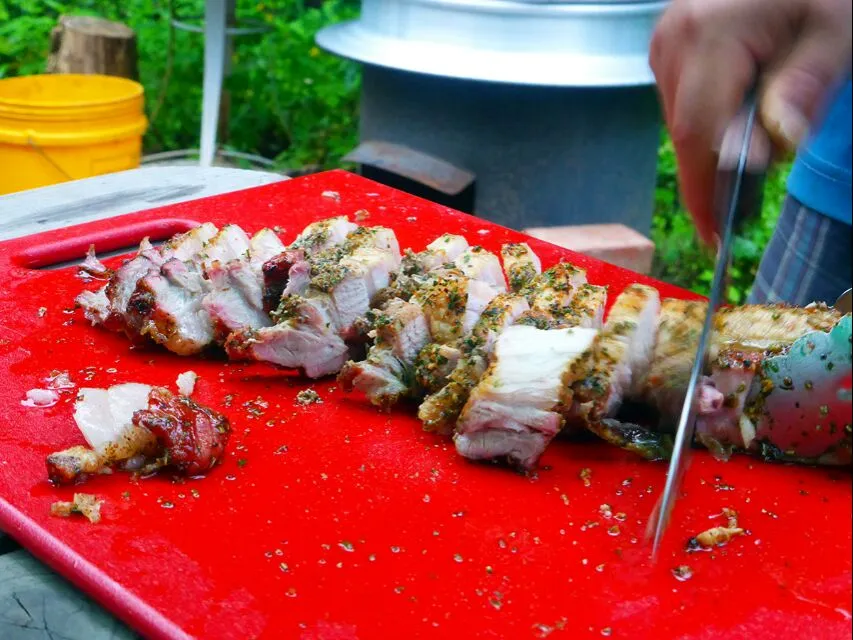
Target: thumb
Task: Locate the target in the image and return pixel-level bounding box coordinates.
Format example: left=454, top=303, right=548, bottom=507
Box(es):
left=760, top=24, right=851, bottom=151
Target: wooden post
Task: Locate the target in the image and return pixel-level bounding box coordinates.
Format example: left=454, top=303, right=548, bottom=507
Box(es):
left=47, top=16, right=138, bottom=80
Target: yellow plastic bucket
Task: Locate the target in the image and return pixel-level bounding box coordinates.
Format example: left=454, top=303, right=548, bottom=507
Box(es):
left=0, top=74, right=148, bottom=195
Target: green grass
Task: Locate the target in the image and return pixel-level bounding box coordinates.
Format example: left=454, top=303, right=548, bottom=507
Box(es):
left=0, top=0, right=784, bottom=298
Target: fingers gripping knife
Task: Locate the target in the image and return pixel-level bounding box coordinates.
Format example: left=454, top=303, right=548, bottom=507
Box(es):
left=649, top=92, right=771, bottom=556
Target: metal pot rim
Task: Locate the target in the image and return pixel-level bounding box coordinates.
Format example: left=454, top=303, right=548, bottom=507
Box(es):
left=317, top=21, right=658, bottom=87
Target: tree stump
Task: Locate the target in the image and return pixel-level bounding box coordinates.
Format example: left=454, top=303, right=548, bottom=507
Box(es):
left=47, top=16, right=138, bottom=80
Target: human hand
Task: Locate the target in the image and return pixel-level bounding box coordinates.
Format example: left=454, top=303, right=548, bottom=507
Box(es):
left=649, top=0, right=852, bottom=245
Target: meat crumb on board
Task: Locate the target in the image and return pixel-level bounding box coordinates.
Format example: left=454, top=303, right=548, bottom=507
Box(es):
left=295, top=389, right=323, bottom=406
left=689, top=507, right=745, bottom=549
left=51, top=493, right=103, bottom=523
left=176, top=370, right=198, bottom=396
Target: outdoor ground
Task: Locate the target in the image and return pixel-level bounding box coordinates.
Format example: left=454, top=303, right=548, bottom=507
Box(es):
left=0, top=0, right=789, bottom=301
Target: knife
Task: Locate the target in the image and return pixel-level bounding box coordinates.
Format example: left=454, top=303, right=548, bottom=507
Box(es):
left=649, top=91, right=770, bottom=557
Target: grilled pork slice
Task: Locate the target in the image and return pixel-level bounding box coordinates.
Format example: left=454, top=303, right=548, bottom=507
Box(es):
left=227, top=226, right=402, bottom=378
left=202, top=260, right=271, bottom=341
left=514, top=264, right=588, bottom=329
left=562, top=284, right=608, bottom=329
left=76, top=223, right=218, bottom=334
left=261, top=216, right=359, bottom=311
left=694, top=347, right=762, bottom=457
left=338, top=298, right=431, bottom=406
left=418, top=267, right=596, bottom=433
left=455, top=325, right=598, bottom=469
left=248, top=228, right=285, bottom=269
left=417, top=293, right=532, bottom=433
left=501, top=243, right=542, bottom=292
left=198, top=224, right=251, bottom=271
left=571, top=284, right=661, bottom=425
left=453, top=246, right=507, bottom=292
left=126, top=259, right=214, bottom=355
left=340, top=265, right=503, bottom=406
left=374, top=234, right=470, bottom=307
left=47, top=384, right=230, bottom=485
left=201, top=228, right=286, bottom=341
left=711, top=303, right=842, bottom=360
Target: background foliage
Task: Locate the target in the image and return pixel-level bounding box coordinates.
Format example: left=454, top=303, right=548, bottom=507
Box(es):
left=0, top=0, right=785, bottom=299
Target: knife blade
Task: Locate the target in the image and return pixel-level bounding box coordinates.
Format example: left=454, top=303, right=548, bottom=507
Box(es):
left=649, top=91, right=770, bottom=557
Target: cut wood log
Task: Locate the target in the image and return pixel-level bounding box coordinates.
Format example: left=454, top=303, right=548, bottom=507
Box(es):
left=47, top=15, right=138, bottom=80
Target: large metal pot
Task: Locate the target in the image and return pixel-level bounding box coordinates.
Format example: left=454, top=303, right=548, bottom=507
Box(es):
left=317, top=0, right=668, bottom=233
left=318, top=0, right=667, bottom=87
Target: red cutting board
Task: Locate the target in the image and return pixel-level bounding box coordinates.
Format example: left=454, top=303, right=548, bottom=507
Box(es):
left=0, top=170, right=849, bottom=640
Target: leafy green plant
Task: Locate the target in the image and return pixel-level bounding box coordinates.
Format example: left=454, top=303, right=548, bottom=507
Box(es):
left=0, top=0, right=785, bottom=296
left=650, top=133, right=788, bottom=302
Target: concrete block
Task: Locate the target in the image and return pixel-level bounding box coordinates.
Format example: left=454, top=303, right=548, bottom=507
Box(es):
left=522, top=223, right=655, bottom=274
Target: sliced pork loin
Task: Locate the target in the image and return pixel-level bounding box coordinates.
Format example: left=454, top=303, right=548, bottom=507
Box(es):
left=340, top=241, right=526, bottom=409
left=76, top=223, right=217, bottom=336
left=418, top=293, right=532, bottom=433
left=501, top=243, right=542, bottom=292
left=340, top=266, right=502, bottom=407
left=201, top=228, right=286, bottom=341
left=198, top=224, right=251, bottom=271
left=419, top=265, right=592, bottom=434
left=514, top=263, right=588, bottom=329
left=125, top=259, right=214, bottom=355
left=374, top=234, right=471, bottom=307
left=570, top=284, right=661, bottom=426
left=453, top=246, right=507, bottom=292
left=226, top=225, right=402, bottom=378
left=202, top=259, right=271, bottom=341
left=248, top=228, right=286, bottom=269
left=261, top=216, right=358, bottom=311
left=452, top=266, right=605, bottom=467
left=454, top=324, right=598, bottom=469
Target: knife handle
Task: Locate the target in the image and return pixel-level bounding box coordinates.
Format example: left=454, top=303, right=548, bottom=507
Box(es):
left=714, top=94, right=771, bottom=233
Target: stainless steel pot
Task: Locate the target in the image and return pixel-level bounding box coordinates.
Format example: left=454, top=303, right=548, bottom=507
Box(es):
left=316, top=0, right=668, bottom=87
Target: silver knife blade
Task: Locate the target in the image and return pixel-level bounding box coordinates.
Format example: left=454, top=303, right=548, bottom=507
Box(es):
left=649, top=92, right=769, bottom=557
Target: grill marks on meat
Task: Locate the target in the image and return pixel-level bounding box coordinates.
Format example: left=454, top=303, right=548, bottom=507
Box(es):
left=47, top=384, right=230, bottom=485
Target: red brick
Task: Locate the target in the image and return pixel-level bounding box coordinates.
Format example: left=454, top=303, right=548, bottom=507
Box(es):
left=522, top=224, right=655, bottom=275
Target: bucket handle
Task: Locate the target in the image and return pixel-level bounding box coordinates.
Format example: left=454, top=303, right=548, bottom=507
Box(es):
left=27, top=135, right=73, bottom=181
